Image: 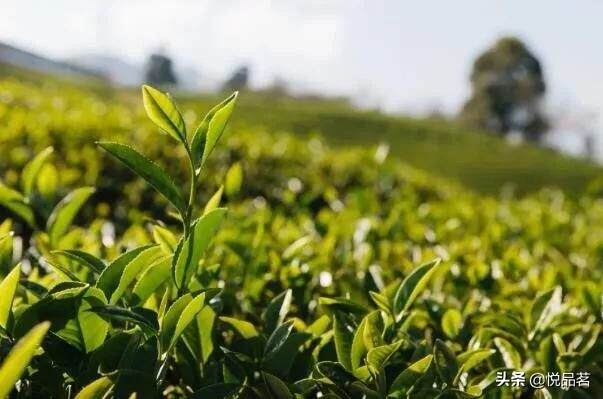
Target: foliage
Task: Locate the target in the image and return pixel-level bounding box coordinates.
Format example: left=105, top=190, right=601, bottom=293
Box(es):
left=460, top=37, right=548, bottom=141
left=0, top=81, right=601, bottom=398
left=0, top=73, right=599, bottom=198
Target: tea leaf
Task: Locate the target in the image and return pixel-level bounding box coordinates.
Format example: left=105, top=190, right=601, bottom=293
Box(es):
left=191, top=92, right=238, bottom=170
left=109, top=247, right=165, bottom=304
left=78, top=287, right=109, bottom=353
left=366, top=340, right=402, bottom=370
left=52, top=249, right=106, bottom=274
left=263, top=289, right=293, bottom=334
left=0, top=322, right=50, bottom=398
left=225, top=162, right=243, bottom=198
left=22, top=146, right=54, bottom=197
left=333, top=313, right=354, bottom=371
left=169, top=292, right=206, bottom=350
left=96, top=244, right=157, bottom=299
left=389, top=354, right=433, bottom=394
left=131, top=257, right=172, bottom=305
left=204, top=185, right=224, bottom=215
left=442, top=308, right=463, bottom=338
left=220, top=316, right=259, bottom=339
left=47, top=187, right=95, bottom=246
left=98, top=142, right=185, bottom=214
left=173, top=208, right=226, bottom=288
left=264, top=319, right=295, bottom=361
left=160, top=294, right=192, bottom=350
left=189, top=383, right=239, bottom=399
left=494, top=337, right=521, bottom=369
left=262, top=372, right=293, bottom=398
left=0, top=182, right=36, bottom=227
left=74, top=376, right=114, bottom=399
left=142, top=85, right=186, bottom=144
left=434, top=339, right=458, bottom=385
left=393, top=258, right=441, bottom=318
left=0, top=263, right=20, bottom=329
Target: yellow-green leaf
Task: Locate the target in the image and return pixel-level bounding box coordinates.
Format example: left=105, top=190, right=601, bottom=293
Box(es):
left=220, top=316, right=259, bottom=339
left=21, top=146, right=54, bottom=197
left=47, top=187, right=95, bottom=246
left=191, top=92, right=238, bottom=170
left=0, top=263, right=20, bottom=328
left=0, top=321, right=50, bottom=399
left=75, top=376, right=113, bottom=399
left=98, top=142, right=185, bottom=215
left=142, top=85, right=186, bottom=143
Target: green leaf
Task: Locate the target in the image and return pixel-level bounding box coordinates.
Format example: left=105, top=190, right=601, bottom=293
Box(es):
left=98, top=142, right=185, bottom=214
left=190, top=383, right=239, bottom=399
left=306, top=315, right=331, bottom=336
left=389, top=354, right=433, bottom=394
left=51, top=249, right=106, bottom=274
left=204, top=185, right=224, bottom=215
left=109, top=247, right=165, bottom=304
left=319, top=297, right=368, bottom=318
left=333, top=313, right=354, bottom=371
left=77, top=287, right=110, bottom=353
left=74, top=376, right=114, bottom=399
left=153, top=225, right=178, bottom=253
left=160, top=294, right=193, bottom=350
left=173, top=208, right=227, bottom=288
left=44, top=255, right=81, bottom=281
left=455, top=349, right=495, bottom=382
left=433, top=339, right=458, bottom=385
left=494, top=337, right=521, bottom=369
left=220, top=316, right=259, bottom=339
left=264, top=319, right=295, bottom=361
left=351, top=317, right=367, bottom=370
left=363, top=310, right=384, bottom=350
left=369, top=291, right=391, bottom=314
left=263, top=289, right=293, bottom=334
left=529, top=286, right=562, bottom=338
left=169, top=292, right=206, bottom=350
left=191, top=92, right=238, bottom=170
left=14, top=284, right=89, bottom=338
left=196, top=306, right=216, bottom=364
left=141, top=85, right=186, bottom=143
left=0, top=181, right=36, bottom=227
left=366, top=340, right=402, bottom=370
left=0, top=231, right=13, bottom=272
left=262, top=372, right=293, bottom=399
left=0, top=263, right=20, bottom=329
left=393, top=258, right=441, bottom=318
left=0, top=321, right=50, bottom=399
left=21, top=146, right=54, bottom=197
left=47, top=187, right=95, bottom=246
left=96, top=244, right=156, bottom=299
left=36, top=163, right=58, bottom=198
left=282, top=236, right=312, bottom=260
left=225, top=162, right=243, bottom=198
left=131, top=257, right=172, bottom=305
left=88, top=304, right=157, bottom=333
left=442, top=308, right=463, bottom=338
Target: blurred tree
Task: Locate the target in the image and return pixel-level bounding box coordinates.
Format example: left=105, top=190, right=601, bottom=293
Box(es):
left=144, top=53, right=177, bottom=87
left=460, top=37, right=548, bottom=141
left=222, top=65, right=249, bottom=92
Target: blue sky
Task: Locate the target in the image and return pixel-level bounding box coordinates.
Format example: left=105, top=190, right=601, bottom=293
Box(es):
left=2, top=0, right=603, bottom=145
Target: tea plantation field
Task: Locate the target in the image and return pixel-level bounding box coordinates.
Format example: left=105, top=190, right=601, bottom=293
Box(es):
left=0, top=74, right=601, bottom=398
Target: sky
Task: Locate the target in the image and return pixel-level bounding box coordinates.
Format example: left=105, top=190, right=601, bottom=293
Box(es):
left=2, top=0, right=603, bottom=153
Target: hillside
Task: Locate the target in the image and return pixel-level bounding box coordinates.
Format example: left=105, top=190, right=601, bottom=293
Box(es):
left=0, top=68, right=600, bottom=196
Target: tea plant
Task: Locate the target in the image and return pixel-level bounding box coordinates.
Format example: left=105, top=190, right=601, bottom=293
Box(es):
left=0, top=83, right=601, bottom=398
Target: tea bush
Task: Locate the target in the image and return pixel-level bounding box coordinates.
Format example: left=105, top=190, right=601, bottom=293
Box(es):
left=0, top=82, right=601, bottom=398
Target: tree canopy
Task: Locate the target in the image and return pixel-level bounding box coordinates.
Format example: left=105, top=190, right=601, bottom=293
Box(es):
left=460, top=37, right=548, bottom=141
